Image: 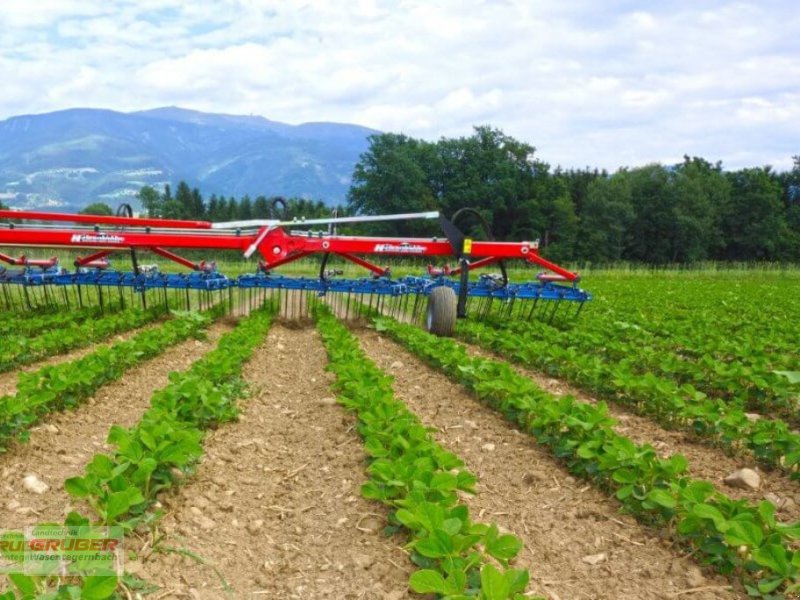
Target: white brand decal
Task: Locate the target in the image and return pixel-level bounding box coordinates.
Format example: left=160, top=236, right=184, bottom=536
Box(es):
left=373, top=243, right=426, bottom=254
left=70, top=234, right=125, bottom=244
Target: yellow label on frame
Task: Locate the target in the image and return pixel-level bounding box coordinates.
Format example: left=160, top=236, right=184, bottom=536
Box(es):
left=463, top=238, right=473, bottom=254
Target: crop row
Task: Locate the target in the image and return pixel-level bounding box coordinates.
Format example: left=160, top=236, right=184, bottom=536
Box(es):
left=1, top=303, right=275, bottom=599
left=580, top=277, right=799, bottom=358
left=0, top=308, right=219, bottom=452
left=0, top=305, right=116, bottom=338
left=0, top=306, right=169, bottom=373
left=463, top=319, right=800, bottom=480
left=376, top=316, right=800, bottom=597
left=498, top=317, right=800, bottom=425
left=315, top=304, right=532, bottom=600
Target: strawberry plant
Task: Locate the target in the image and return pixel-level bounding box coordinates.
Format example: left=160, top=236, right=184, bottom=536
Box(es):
left=0, top=308, right=220, bottom=452
left=315, top=304, right=532, bottom=600
left=458, top=319, right=800, bottom=479
left=65, top=302, right=275, bottom=528
left=0, top=306, right=169, bottom=373
left=1, top=303, right=275, bottom=600
left=375, top=315, right=800, bottom=597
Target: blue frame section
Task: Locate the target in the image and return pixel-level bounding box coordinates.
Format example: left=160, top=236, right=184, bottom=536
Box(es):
left=0, top=268, right=591, bottom=302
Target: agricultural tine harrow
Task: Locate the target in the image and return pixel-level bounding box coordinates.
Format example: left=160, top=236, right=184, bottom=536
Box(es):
left=0, top=205, right=590, bottom=333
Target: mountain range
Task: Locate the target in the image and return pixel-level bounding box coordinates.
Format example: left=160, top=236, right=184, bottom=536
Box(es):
left=0, top=107, right=379, bottom=212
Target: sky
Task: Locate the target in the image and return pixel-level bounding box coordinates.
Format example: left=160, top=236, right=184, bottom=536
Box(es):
left=0, top=0, right=798, bottom=172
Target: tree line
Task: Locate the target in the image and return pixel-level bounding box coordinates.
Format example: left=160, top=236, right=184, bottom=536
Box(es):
left=348, top=127, right=800, bottom=264
left=129, top=126, right=799, bottom=264
left=135, top=182, right=336, bottom=222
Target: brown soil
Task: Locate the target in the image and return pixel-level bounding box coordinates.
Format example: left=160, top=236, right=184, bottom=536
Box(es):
left=357, top=329, right=742, bottom=600
left=0, top=322, right=162, bottom=397
left=460, top=341, right=800, bottom=523
left=0, top=323, right=231, bottom=530
left=133, top=324, right=412, bottom=599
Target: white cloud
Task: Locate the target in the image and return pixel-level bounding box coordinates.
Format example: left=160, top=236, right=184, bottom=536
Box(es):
left=0, top=0, right=798, bottom=171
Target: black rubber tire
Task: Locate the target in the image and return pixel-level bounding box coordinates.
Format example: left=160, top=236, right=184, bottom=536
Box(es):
left=426, top=286, right=457, bottom=337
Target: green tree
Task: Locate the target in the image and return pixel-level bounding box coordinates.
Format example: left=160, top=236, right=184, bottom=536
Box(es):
left=226, top=197, right=238, bottom=221
left=348, top=133, right=439, bottom=236
left=577, top=171, right=634, bottom=263
left=207, top=194, right=221, bottom=221
left=239, top=195, right=253, bottom=220
left=190, top=187, right=205, bottom=219
left=625, top=164, right=677, bottom=263
left=720, top=167, right=786, bottom=260
left=435, top=126, right=544, bottom=241
left=671, top=156, right=727, bottom=262
left=79, top=202, right=114, bottom=216
left=138, top=186, right=162, bottom=217
left=253, top=195, right=270, bottom=219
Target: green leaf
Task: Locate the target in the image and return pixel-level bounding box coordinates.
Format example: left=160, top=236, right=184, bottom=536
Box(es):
left=80, top=575, right=119, bottom=599
left=506, top=568, right=530, bottom=594
left=65, top=476, right=91, bottom=498
left=774, top=371, right=800, bottom=384
left=480, top=563, right=511, bottom=600
left=646, top=488, right=677, bottom=509
left=757, top=577, right=784, bottom=594
left=105, top=488, right=143, bottom=523
left=415, top=530, right=454, bottom=558
left=724, top=521, right=763, bottom=548
left=753, top=544, right=791, bottom=577
left=409, top=569, right=448, bottom=594
left=9, top=573, right=36, bottom=595
left=442, top=518, right=462, bottom=536
left=692, top=503, right=727, bottom=530
left=486, top=532, right=523, bottom=562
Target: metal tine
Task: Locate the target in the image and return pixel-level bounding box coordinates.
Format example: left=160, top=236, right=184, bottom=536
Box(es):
left=547, top=299, right=561, bottom=324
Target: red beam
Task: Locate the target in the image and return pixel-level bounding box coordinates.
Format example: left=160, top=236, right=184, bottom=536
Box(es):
left=75, top=249, right=114, bottom=267
left=0, top=228, right=250, bottom=253
left=0, top=209, right=212, bottom=230
left=449, top=256, right=502, bottom=275
left=149, top=246, right=199, bottom=271
left=335, top=252, right=389, bottom=276
left=526, top=251, right=579, bottom=281
left=258, top=251, right=314, bottom=272
left=0, top=251, right=21, bottom=265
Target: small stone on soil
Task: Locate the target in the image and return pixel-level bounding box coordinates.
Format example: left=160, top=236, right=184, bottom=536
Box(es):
left=358, top=516, right=383, bottom=533
left=390, top=361, right=403, bottom=369
left=354, top=553, right=376, bottom=569
left=23, top=474, right=49, bottom=494
left=196, top=515, right=216, bottom=531
left=247, top=519, right=265, bottom=534
left=764, top=492, right=795, bottom=512
left=723, top=468, right=761, bottom=490
left=581, top=552, right=607, bottom=565
left=481, top=442, right=496, bottom=452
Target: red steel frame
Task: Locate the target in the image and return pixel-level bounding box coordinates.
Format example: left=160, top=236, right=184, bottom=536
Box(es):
left=0, top=209, right=580, bottom=281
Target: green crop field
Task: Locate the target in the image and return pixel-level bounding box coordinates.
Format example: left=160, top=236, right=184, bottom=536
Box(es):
left=1, top=270, right=799, bottom=599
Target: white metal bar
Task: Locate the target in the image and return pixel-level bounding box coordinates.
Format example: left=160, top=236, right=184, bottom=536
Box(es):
left=210, top=211, right=439, bottom=230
